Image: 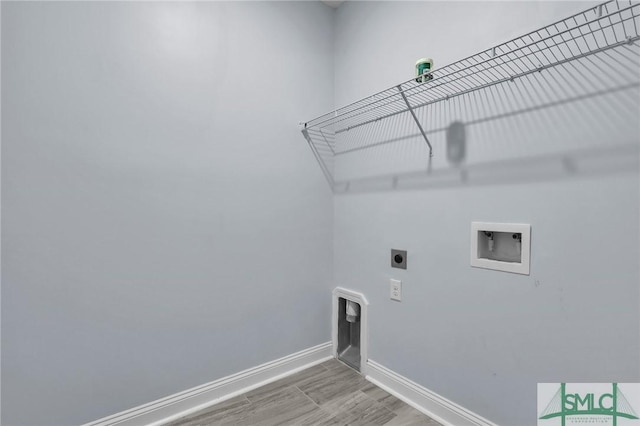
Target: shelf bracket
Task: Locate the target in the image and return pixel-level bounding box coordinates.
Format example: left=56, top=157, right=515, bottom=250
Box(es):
left=397, top=85, right=433, bottom=157
left=302, top=126, right=335, bottom=188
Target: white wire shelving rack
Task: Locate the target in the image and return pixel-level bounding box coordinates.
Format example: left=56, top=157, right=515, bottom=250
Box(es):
left=301, top=0, right=640, bottom=189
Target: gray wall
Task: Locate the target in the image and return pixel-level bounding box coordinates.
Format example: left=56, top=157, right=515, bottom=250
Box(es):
left=333, top=2, right=640, bottom=425
left=1, top=2, right=334, bottom=425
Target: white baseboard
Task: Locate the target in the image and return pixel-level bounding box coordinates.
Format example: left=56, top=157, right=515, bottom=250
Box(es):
left=85, top=342, right=332, bottom=426
left=366, top=359, right=497, bottom=426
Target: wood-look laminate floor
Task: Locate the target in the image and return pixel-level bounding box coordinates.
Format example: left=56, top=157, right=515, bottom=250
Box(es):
left=167, top=359, right=441, bottom=426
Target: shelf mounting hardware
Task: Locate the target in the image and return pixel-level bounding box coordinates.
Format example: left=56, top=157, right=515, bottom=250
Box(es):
left=396, top=85, right=433, bottom=158
left=301, top=124, right=335, bottom=187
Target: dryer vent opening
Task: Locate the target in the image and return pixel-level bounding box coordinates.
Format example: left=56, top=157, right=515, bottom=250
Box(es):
left=338, top=297, right=361, bottom=371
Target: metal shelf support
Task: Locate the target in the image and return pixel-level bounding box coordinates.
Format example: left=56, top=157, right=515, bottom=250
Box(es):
left=397, top=85, right=433, bottom=157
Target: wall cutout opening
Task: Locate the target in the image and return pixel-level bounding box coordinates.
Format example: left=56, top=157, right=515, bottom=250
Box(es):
left=332, top=288, right=368, bottom=374
left=471, top=222, right=531, bottom=275
left=337, top=298, right=361, bottom=370
left=477, top=231, right=521, bottom=263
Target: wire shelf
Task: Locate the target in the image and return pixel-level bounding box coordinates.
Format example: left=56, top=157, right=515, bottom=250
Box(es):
left=301, top=0, right=640, bottom=188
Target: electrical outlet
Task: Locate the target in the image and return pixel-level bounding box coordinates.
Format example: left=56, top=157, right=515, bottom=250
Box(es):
left=391, top=249, right=407, bottom=269
left=390, top=279, right=402, bottom=301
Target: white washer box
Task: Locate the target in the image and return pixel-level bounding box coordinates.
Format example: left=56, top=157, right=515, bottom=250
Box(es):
left=470, top=222, right=531, bottom=275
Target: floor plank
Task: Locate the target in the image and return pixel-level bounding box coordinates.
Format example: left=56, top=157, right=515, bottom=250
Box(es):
left=245, top=364, right=328, bottom=403
left=360, top=382, right=406, bottom=412
left=385, top=404, right=443, bottom=426
left=296, top=364, right=366, bottom=406
left=167, top=359, right=441, bottom=425
left=166, top=395, right=251, bottom=426
left=320, top=390, right=397, bottom=425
